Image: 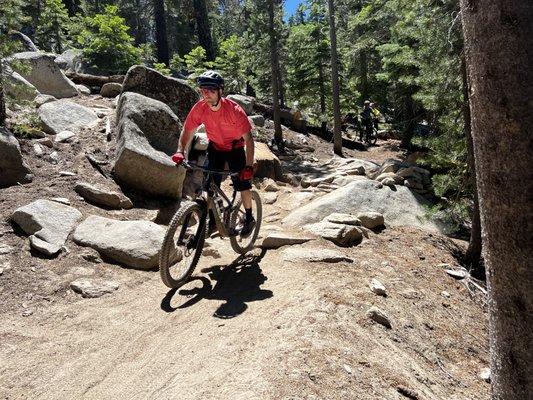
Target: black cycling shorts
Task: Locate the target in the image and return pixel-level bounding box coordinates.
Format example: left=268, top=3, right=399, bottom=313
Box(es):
left=205, top=142, right=252, bottom=192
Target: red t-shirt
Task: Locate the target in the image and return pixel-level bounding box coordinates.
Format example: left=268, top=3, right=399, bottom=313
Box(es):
left=183, top=98, right=252, bottom=151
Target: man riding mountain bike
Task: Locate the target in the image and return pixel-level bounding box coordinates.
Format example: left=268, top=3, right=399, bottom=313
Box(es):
left=360, top=100, right=373, bottom=142
left=172, top=70, right=256, bottom=237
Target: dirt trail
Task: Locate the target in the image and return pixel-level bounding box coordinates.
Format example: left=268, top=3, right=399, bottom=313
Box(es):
left=1, top=96, right=489, bottom=399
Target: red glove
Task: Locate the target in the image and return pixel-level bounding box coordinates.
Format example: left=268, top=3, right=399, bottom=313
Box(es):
left=171, top=152, right=185, bottom=165
left=240, top=166, right=254, bottom=181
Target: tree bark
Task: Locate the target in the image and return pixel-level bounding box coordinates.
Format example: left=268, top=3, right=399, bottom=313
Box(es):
left=192, top=0, right=215, bottom=61
left=65, top=72, right=125, bottom=86
left=267, top=0, right=283, bottom=146
left=400, top=92, right=417, bottom=149
left=0, top=62, right=5, bottom=127
left=461, top=55, right=483, bottom=277
left=153, top=0, right=169, bottom=65
left=460, top=0, right=533, bottom=397
left=327, top=0, right=343, bottom=156
left=360, top=49, right=369, bottom=101
left=318, top=62, right=327, bottom=134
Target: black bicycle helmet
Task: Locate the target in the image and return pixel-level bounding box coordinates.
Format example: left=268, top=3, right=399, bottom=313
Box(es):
left=197, top=70, right=224, bottom=89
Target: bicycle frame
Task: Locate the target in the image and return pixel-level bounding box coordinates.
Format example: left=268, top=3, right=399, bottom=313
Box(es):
left=183, top=161, right=241, bottom=238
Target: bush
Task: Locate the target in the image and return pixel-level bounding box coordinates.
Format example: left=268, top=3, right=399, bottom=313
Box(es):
left=74, top=5, right=141, bottom=74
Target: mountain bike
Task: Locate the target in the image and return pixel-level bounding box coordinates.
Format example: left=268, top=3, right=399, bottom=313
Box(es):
left=360, top=123, right=378, bottom=146
left=159, top=161, right=262, bottom=289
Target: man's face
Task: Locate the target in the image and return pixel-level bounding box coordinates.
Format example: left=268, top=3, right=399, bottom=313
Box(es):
left=200, top=87, right=220, bottom=106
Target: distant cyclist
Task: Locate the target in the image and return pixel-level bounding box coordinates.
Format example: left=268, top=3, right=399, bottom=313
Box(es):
left=370, top=102, right=381, bottom=131
left=360, top=100, right=373, bottom=142
left=172, top=70, right=256, bottom=237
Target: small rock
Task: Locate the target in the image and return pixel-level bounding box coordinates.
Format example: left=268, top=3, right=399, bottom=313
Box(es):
left=263, top=192, right=278, bottom=205
left=22, top=308, right=34, bottom=317
left=366, top=306, right=392, bottom=328
left=76, top=84, right=91, bottom=95
left=55, top=130, right=76, bottom=143
left=441, top=291, right=451, bottom=298
left=0, top=267, right=4, bottom=275
left=261, top=178, right=279, bottom=192
left=29, top=236, right=62, bottom=256
left=478, top=367, right=491, bottom=383
left=33, top=143, right=44, bottom=157
left=370, top=279, right=387, bottom=296
left=343, top=364, right=352, bottom=374
left=70, top=278, right=119, bottom=298
left=36, top=137, right=54, bottom=148
left=50, top=197, right=70, bottom=205
left=325, top=213, right=361, bottom=226
left=0, top=244, right=13, bottom=255
left=95, top=109, right=107, bottom=118
left=80, top=251, right=103, bottom=264
left=59, top=171, right=76, bottom=176
left=281, top=247, right=353, bottom=263
left=34, top=94, right=57, bottom=107
left=356, top=212, right=385, bottom=229
left=49, top=151, right=59, bottom=164
left=445, top=268, right=467, bottom=280
left=70, top=266, right=95, bottom=276
left=100, top=82, right=122, bottom=98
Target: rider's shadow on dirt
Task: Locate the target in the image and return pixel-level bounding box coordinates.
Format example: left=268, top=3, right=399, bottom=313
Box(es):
left=161, top=249, right=273, bottom=319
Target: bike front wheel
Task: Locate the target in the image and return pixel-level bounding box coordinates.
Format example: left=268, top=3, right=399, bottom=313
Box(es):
left=229, top=190, right=262, bottom=254
left=159, top=201, right=207, bottom=288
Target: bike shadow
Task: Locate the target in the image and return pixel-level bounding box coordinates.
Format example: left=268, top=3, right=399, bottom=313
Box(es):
left=160, top=249, right=273, bottom=319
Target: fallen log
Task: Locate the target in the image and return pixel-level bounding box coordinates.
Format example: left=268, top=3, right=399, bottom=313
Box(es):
left=65, top=72, right=125, bottom=87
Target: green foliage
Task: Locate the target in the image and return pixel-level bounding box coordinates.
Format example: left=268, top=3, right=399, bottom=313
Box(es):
left=169, top=54, right=185, bottom=72
left=35, top=0, right=70, bottom=53
left=74, top=5, right=142, bottom=74
left=153, top=62, right=171, bottom=76
left=212, top=35, right=245, bottom=93
left=183, top=46, right=213, bottom=75
left=0, top=0, right=29, bottom=57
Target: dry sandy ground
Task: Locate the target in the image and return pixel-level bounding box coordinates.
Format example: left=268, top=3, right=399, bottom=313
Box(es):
left=0, top=95, right=489, bottom=399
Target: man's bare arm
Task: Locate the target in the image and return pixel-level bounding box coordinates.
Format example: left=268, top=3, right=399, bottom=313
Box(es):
left=243, top=131, right=254, bottom=166
left=177, top=129, right=196, bottom=156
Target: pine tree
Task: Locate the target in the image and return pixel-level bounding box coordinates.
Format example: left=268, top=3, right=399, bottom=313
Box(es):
left=36, top=0, right=70, bottom=53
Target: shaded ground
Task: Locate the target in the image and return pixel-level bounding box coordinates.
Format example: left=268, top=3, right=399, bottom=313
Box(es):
left=0, top=95, right=489, bottom=399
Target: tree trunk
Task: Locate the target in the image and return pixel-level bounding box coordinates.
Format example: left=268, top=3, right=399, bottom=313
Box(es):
left=192, top=0, right=215, bottom=61
left=0, top=62, right=5, bottom=127
left=327, top=0, right=343, bottom=156
left=460, top=0, right=533, bottom=397
left=318, top=62, right=327, bottom=134
left=153, top=0, right=169, bottom=65
left=62, top=0, right=80, bottom=16
left=267, top=0, right=283, bottom=146
left=400, top=92, right=416, bottom=149
left=360, top=49, right=369, bottom=101
left=461, top=56, right=483, bottom=277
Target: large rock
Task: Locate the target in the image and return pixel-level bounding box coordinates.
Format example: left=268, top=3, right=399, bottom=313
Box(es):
left=283, top=179, right=442, bottom=232
left=11, top=199, right=82, bottom=256
left=3, top=66, right=40, bottom=100
left=54, top=49, right=94, bottom=74
left=100, top=82, right=122, bottom=98
left=121, top=65, right=199, bottom=121
left=38, top=99, right=98, bottom=134
left=114, top=92, right=185, bottom=198
left=249, top=115, right=265, bottom=127
left=6, top=52, right=78, bottom=98
left=227, top=94, right=254, bottom=115
left=9, top=31, right=39, bottom=52
left=304, top=221, right=363, bottom=247
left=73, top=215, right=166, bottom=269
left=254, top=142, right=283, bottom=181
left=0, top=128, right=33, bottom=188
left=70, top=278, right=119, bottom=298
left=260, top=232, right=315, bottom=249
left=74, top=182, right=133, bottom=209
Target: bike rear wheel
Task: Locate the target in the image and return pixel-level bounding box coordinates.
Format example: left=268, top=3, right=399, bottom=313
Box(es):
left=229, top=190, right=262, bottom=254
left=159, top=201, right=207, bottom=288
